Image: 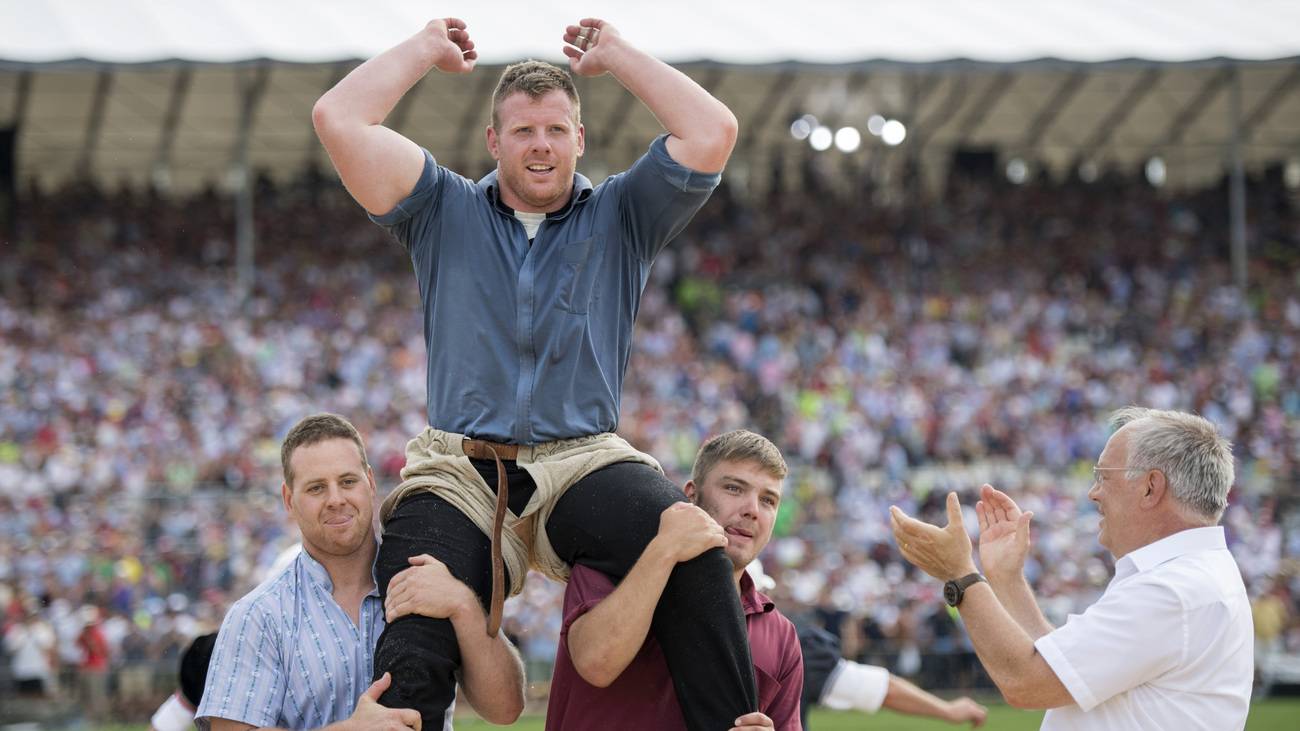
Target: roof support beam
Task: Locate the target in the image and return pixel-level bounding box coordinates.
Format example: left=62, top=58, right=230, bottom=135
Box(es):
left=1159, top=66, right=1233, bottom=148
left=9, top=69, right=32, bottom=128
left=1079, top=67, right=1161, bottom=160
left=77, top=69, right=113, bottom=179
left=153, top=66, right=192, bottom=185
left=1241, top=64, right=1300, bottom=143
left=603, top=77, right=644, bottom=154
left=231, top=64, right=271, bottom=168
left=740, top=69, right=796, bottom=154
left=907, top=72, right=944, bottom=120
left=1228, top=64, right=1247, bottom=291
left=232, top=64, right=270, bottom=303
left=952, top=71, right=1015, bottom=148
left=911, top=74, right=969, bottom=148
left=305, top=61, right=349, bottom=171
left=453, top=70, right=497, bottom=174
left=1022, top=69, right=1088, bottom=149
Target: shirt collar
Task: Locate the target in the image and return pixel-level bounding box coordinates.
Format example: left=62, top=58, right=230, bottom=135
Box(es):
left=738, top=570, right=776, bottom=617
left=477, top=170, right=594, bottom=221
left=1115, top=525, right=1227, bottom=578
left=297, top=541, right=382, bottom=598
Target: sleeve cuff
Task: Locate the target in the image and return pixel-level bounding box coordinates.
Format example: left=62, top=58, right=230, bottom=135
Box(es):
left=1035, top=632, right=1095, bottom=710
left=820, top=659, right=890, bottom=713
left=151, top=694, right=195, bottom=731
left=368, top=148, right=439, bottom=226
left=647, top=134, right=723, bottom=193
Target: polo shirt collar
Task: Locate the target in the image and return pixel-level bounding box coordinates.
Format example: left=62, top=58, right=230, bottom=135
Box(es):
left=477, top=170, right=594, bottom=221
left=739, top=570, right=776, bottom=617
left=297, top=541, right=382, bottom=598
left=1116, top=525, right=1227, bottom=578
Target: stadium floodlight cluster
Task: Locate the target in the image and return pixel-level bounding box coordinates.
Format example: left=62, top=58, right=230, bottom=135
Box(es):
left=790, top=114, right=908, bottom=152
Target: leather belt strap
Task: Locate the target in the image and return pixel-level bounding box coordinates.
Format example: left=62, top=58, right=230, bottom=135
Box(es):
left=462, top=438, right=518, bottom=637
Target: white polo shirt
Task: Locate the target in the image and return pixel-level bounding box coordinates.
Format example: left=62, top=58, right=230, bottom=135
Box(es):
left=1035, top=526, right=1252, bottom=731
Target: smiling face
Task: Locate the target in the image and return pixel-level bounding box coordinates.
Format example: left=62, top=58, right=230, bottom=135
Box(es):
left=1088, top=426, right=1146, bottom=558
left=281, top=438, right=376, bottom=560
left=685, top=458, right=784, bottom=572
left=485, top=90, right=585, bottom=214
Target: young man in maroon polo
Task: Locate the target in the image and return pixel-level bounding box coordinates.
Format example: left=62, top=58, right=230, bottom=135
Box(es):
left=546, top=431, right=803, bottom=731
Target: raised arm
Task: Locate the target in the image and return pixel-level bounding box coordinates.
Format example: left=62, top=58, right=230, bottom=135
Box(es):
left=561, top=18, right=738, bottom=173
left=975, top=484, right=1054, bottom=639
left=312, top=18, right=477, bottom=215
left=384, top=555, right=525, bottom=724
left=566, top=502, right=727, bottom=687
left=890, top=494, right=1073, bottom=710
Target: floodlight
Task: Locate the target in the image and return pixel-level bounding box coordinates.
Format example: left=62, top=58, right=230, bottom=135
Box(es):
left=881, top=120, right=906, bottom=146
left=810, top=126, right=833, bottom=151
left=834, top=127, right=862, bottom=152
left=1145, top=157, right=1166, bottom=187
left=1006, top=158, right=1028, bottom=184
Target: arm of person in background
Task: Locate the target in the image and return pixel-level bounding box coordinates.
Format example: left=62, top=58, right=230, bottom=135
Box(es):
left=204, top=673, right=419, bottom=731
left=881, top=674, right=987, bottom=727
left=818, top=656, right=986, bottom=727
left=561, top=18, right=738, bottom=173
left=890, top=493, right=1073, bottom=710
left=312, top=17, right=477, bottom=215
left=384, top=554, right=525, bottom=724
left=975, top=484, right=1054, bottom=640
left=566, top=502, right=727, bottom=687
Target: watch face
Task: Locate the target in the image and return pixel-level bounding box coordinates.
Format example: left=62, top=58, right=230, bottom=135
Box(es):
left=944, top=581, right=960, bottom=606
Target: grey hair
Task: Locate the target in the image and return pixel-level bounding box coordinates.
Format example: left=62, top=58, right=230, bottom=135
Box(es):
left=1109, top=407, right=1234, bottom=523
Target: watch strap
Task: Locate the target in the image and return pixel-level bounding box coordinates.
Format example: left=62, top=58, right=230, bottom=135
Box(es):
left=954, top=572, right=986, bottom=592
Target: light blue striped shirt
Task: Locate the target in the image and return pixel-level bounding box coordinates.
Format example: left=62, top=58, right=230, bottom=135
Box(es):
left=196, top=548, right=384, bottom=728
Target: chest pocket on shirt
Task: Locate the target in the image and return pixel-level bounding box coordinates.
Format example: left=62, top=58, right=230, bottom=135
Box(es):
left=556, top=235, right=605, bottom=315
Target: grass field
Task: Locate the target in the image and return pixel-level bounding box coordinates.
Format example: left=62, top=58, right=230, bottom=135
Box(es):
left=94, top=697, right=1300, bottom=730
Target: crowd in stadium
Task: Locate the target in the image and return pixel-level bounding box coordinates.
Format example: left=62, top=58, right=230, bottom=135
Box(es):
left=3, top=163, right=1299, bottom=714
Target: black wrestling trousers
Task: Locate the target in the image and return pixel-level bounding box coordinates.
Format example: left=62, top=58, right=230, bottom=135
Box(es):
left=372, top=460, right=759, bottom=730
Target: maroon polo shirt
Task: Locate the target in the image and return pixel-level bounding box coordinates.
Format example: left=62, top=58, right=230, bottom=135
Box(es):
left=545, top=564, right=804, bottom=731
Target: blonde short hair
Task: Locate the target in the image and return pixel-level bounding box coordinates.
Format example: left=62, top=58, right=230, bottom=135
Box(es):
left=691, top=430, right=787, bottom=485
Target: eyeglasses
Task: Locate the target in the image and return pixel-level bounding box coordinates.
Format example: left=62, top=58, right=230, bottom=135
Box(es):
left=1092, top=465, right=1157, bottom=484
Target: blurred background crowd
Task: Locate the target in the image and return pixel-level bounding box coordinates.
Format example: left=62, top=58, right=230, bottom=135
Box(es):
left=2, top=161, right=1299, bottom=718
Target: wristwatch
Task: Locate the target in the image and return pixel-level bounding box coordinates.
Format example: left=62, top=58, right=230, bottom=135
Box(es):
left=943, top=573, right=986, bottom=607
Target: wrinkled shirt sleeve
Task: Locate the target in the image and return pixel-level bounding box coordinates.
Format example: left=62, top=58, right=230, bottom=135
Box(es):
left=1035, top=576, right=1183, bottom=711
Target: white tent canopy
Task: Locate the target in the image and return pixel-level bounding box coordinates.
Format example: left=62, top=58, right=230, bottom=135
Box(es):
left=2, top=0, right=1298, bottom=193
left=6, top=0, right=1300, bottom=66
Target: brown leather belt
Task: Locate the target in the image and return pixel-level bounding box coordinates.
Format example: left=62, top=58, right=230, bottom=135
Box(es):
left=462, top=438, right=518, bottom=638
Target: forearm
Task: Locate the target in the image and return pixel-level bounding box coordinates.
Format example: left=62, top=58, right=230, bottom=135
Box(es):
left=957, top=582, right=1068, bottom=708
left=987, top=571, right=1054, bottom=639
left=567, top=539, right=676, bottom=686
left=599, top=38, right=737, bottom=171
left=450, top=605, right=525, bottom=724
left=882, top=675, right=956, bottom=720
left=314, top=27, right=440, bottom=127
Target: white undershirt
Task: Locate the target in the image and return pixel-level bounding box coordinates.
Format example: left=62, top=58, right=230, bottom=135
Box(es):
left=514, top=211, right=545, bottom=240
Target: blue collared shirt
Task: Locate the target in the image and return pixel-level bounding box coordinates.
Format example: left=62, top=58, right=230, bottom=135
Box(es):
left=371, top=135, right=720, bottom=444
left=196, top=549, right=384, bottom=729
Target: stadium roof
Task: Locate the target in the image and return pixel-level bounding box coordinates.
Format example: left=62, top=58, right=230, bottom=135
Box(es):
left=2, top=0, right=1299, bottom=192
